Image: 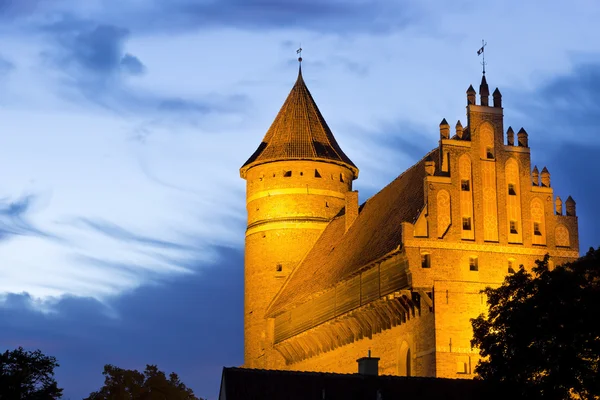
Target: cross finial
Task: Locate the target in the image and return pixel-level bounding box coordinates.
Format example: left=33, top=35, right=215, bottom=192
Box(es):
left=477, top=39, right=487, bottom=75
left=296, top=45, right=302, bottom=63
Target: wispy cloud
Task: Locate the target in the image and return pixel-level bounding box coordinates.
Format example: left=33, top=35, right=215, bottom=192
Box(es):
left=0, top=194, right=56, bottom=241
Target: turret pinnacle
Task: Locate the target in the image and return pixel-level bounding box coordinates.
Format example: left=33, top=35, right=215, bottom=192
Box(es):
left=241, top=68, right=357, bottom=178
left=479, top=75, right=490, bottom=106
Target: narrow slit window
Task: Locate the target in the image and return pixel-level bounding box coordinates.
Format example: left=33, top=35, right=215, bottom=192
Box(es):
left=461, top=180, right=470, bottom=191
left=508, top=183, right=516, bottom=196
left=462, top=217, right=472, bottom=231
left=508, top=260, right=515, bottom=274
left=533, top=222, right=542, bottom=236
left=340, top=173, right=345, bottom=183
left=421, top=253, right=431, bottom=269
left=314, top=169, right=321, bottom=178
left=469, top=257, right=478, bottom=271
left=284, top=171, right=292, bottom=177
left=510, top=220, right=518, bottom=234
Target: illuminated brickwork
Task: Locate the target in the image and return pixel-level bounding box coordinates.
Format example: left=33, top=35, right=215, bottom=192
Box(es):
left=241, top=70, right=580, bottom=377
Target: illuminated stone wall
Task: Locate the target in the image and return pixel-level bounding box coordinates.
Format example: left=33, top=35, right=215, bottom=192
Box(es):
left=243, top=160, right=355, bottom=368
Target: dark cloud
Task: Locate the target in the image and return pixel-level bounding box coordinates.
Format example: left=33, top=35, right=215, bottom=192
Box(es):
left=503, top=62, right=600, bottom=252
left=0, top=194, right=57, bottom=241
left=45, top=23, right=145, bottom=78
left=133, top=0, right=421, bottom=34
left=0, top=246, right=244, bottom=400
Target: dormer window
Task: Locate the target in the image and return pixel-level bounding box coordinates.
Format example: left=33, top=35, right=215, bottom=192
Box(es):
left=508, top=183, right=516, bottom=196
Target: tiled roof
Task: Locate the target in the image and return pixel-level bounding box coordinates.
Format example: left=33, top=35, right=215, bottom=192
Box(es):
left=240, top=67, right=358, bottom=178
left=268, top=149, right=438, bottom=316
left=219, top=367, right=509, bottom=400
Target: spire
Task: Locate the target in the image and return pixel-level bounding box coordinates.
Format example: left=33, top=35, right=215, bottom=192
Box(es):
left=240, top=66, right=358, bottom=178
left=566, top=196, right=576, bottom=217
left=466, top=85, right=476, bottom=105
left=506, top=126, right=515, bottom=146
left=479, top=75, right=490, bottom=106
left=455, top=120, right=464, bottom=139
left=517, top=127, right=529, bottom=147
left=493, top=87, right=502, bottom=108
left=532, top=166, right=539, bottom=186
left=439, top=118, right=450, bottom=139
left=541, top=167, right=551, bottom=187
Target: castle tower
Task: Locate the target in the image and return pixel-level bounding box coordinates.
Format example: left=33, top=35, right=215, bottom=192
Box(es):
left=240, top=65, right=358, bottom=368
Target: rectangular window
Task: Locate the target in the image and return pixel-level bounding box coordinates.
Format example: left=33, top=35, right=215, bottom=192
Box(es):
left=508, top=183, right=516, bottom=196
left=486, top=148, right=494, bottom=159
left=284, top=170, right=292, bottom=177
left=534, top=222, right=542, bottom=236
left=314, top=169, right=321, bottom=178
left=421, top=254, right=431, bottom=269
left=462, top=217, right=472, bottom=231
left=510, top=220, right=518, bottom=234
left=461, top=180, right=470, bottom=191
left=469, top=257, right=478, bottom=271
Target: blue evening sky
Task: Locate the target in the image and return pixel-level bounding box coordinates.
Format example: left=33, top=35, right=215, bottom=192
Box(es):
left=1, top=0, right=599, bottom=398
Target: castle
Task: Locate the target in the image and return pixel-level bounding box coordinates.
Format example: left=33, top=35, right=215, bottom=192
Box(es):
left=239, top=61, right=580, bottom=378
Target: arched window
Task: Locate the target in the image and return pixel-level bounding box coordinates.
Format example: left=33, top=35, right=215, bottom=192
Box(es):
left=459, top=154, right=474, bottom=240
left=479, top=122, right=495, bottom=160
left=505, top=158, right=522, bottom=243
left=437, top=190, right=451, bottom=238
left=531, top=198, right=546, bottom=245
left=398, top=341, right=411, bottom=377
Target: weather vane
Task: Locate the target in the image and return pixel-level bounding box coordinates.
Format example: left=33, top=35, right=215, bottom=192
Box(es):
left=477, top=39, right=487, bottom=75
left=297, top=45, right=302, bottom=63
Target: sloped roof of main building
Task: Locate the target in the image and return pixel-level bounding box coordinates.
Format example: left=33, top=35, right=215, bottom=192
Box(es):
left=268, top=148, right=438, bottom=316
left=240, top=67, right=358, bottom=178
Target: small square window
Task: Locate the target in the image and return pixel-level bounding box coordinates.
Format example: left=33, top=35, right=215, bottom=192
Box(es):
left=314, top=169, right=321, bottom=178
left=534, top=222, right=542, bottom=236
left=284, top=171, right=292, bottom=177
left=421, top=254, right=431, bottom=269
left=508, top=183, right=516, bottom=196
left=462, top=217, right=472, bottom=231
left=486, top=148, right=494, bottom=159
left=461, top=180, right=470, bottom=191
left=469, top=257, right=478, bottom=271
left=276, top=264, right=283, bottom=272
left=510, top=220, right=518, bottom=234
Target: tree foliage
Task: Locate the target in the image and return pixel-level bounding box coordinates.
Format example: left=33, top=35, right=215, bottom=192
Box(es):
left=85, top=364, right=203, bottom=400
left=471, top=248, right=600, bottom=399
left=0, top=347, right=63, bottom=399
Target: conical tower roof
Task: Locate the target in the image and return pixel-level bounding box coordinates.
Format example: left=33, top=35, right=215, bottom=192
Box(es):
left=240, top=68, right=358, bottom=178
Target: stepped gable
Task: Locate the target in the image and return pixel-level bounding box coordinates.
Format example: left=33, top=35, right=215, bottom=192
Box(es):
left=268, top=149, right=437, bottom=316
left=240, top=67, right=358, bottom=178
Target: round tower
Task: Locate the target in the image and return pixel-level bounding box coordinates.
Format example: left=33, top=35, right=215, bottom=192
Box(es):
left=240, top=65, right=358, bottom=368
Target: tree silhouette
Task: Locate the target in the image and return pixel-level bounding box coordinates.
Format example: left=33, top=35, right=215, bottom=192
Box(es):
left=84, top=364, right=203, bottom=400
left=0, top=347, right=63, bottom=399
left=471, top=249, right=600, bottom=399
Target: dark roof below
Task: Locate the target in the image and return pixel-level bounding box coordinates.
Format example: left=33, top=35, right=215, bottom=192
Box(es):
left=240, top=68, right=357, bottom=178
left=220, top=367, right=513, bottom=400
